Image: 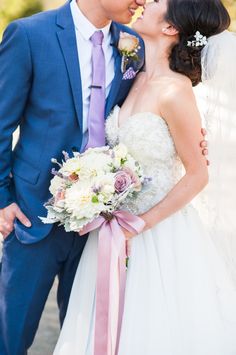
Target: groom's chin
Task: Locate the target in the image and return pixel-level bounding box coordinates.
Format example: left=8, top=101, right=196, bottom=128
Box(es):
left=109, top=9, right=134, bottom=24
left=115, top=16, right=133, bottom=25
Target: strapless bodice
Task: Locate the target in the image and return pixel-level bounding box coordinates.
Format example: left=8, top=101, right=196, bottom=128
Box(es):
left=105, top=106, right=183, bottom=214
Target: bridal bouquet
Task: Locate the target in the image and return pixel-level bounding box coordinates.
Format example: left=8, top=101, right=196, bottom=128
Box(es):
left=41, top=144, right=147, bottom=232
left=41, top=144, right=148, bottom=354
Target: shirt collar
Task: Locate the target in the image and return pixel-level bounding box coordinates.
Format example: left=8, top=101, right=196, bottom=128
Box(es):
left=70, top=0, right=111, bottom=41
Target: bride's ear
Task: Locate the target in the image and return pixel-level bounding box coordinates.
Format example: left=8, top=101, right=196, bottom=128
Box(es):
left=162, top=25, right=179, bottom=36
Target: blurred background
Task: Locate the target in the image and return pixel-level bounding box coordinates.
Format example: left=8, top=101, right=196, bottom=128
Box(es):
left=1, top=0, right=236, bottom=39
left=0, top=0, right=236, bottom=354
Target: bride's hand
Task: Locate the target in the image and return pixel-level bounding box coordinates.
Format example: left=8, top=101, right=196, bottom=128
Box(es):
left=121, top=215, right=146, bottom=239
left=77, top=227, right=87, bottom=235
left=121, top=228, right=137, bottom=239
left=138, top=213, right=152, bottom=232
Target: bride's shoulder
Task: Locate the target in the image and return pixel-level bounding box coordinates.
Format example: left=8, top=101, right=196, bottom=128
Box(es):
left=159, top=75, right=194, bottom=107
left=157, top=75, right=198, bottom=125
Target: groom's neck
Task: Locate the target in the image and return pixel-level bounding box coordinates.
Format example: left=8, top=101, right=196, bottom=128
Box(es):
left=76, top=0, right=111, bottom=29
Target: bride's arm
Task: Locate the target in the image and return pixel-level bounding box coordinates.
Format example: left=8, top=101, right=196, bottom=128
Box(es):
left=140, top=82, right=209, bottom=232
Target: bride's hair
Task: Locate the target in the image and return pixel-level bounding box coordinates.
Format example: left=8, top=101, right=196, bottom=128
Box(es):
left=165, top=0, right=230, bottom=86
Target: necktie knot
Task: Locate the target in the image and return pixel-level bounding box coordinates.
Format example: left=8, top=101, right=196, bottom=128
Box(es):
left=90, top=30, right=104, bottom=46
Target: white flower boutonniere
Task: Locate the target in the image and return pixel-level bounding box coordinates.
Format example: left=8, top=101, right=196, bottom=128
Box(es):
left=118, top=32, right=141, bottom=73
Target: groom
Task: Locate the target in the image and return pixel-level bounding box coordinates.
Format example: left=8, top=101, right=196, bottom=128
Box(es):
left=0, top=0, right=146, bottom=354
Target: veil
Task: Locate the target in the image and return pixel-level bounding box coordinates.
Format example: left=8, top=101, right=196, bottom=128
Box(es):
left=193, top=30, right=236, bottom=284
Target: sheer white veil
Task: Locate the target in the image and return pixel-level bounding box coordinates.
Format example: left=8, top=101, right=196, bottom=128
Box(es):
left=193, top=30, right=236, bottom=284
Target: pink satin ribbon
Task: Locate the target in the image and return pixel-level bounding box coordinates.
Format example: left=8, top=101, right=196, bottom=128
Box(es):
left=80, top=210, right=145, bottom=355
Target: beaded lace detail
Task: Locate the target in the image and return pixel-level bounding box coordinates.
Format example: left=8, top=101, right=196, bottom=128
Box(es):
left=106, top=106, right=184, bottom=215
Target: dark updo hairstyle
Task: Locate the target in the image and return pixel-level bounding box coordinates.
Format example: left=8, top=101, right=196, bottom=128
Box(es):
left=165, top=0, right=230, bottom=86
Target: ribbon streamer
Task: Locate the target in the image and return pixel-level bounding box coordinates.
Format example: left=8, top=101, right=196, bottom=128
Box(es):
left=80, top=210, right=145, bottom=355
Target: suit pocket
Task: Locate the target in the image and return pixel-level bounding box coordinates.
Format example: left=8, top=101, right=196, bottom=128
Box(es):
left=12, top=157, right=41, bottom=185
left=2, top=230, right=15, bottom=244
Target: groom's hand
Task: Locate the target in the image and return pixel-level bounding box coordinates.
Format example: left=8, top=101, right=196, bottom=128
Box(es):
left=0, top=203, right=31, bottom=239
left=200, top=128, right=209, bottom=166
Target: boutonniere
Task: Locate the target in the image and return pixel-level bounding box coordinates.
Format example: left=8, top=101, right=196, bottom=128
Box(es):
left=118, top=32, right=141, bottom=73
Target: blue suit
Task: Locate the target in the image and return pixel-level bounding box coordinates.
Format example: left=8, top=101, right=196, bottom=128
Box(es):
left=0, top=1, right=144, bottom=354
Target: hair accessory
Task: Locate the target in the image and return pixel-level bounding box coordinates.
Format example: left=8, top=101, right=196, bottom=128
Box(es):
left=187, top=31, right=208, bottom=47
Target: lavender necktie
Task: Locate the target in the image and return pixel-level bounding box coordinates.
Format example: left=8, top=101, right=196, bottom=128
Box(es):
left=85, top=30, right=106, bottom=150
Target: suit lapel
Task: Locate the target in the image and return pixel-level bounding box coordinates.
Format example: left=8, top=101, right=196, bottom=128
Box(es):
left=56, top=2, right=83, bottom=130
left=105, top=22, right=123, bottom=118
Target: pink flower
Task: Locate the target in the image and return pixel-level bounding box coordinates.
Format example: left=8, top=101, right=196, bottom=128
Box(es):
left=55, top=189, right=65, bottom=203
left=114, top=171, right=132, bottom=193
left=123, top=168, right=142, bottom=192
left=68, top=172, right=79, bottom=182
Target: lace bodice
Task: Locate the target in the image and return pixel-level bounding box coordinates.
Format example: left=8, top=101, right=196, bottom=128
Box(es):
left=106, top=106, right=183, bottom=215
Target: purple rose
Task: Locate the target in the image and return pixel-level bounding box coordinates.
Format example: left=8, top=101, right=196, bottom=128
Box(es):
left=123, top=168, right=142, bottom=191
left=114, top=171, right=132, bottom=193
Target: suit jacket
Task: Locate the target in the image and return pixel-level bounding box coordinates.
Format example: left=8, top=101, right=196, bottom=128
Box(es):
left=0, top=1, right=144, bottom=243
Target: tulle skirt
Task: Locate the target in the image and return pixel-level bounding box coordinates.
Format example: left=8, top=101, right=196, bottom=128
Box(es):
left=54, top=205, right=236, bottom=355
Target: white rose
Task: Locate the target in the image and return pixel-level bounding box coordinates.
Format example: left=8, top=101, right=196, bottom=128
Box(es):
left=123, top=155, right=138, bottom=172
left=49, top=176, right=65, bottom=196
left=83, top=146, right=109, bottom=155
left=79, top=166, right=97, bottom=180
left=94, top=174, right=115, bottom=202
left=113, top=144, right=128, bottom=161
left=64, top=183, right=104, bottom=220
left=79, top=152, right=113, bottom=178
left=118, top=32, right=139, bottom=53
left=61, top=157, right=81, bottom=176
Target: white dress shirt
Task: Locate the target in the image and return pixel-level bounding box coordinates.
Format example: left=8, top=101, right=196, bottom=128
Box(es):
left=70, top=0, right=115, bottom=136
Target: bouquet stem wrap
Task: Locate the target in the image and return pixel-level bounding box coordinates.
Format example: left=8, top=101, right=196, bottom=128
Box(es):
left=80, top=210, right=145, bottom=355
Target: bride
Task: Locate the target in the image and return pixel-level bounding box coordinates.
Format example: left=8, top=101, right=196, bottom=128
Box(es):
left=54, top=0, right=236, bottom=354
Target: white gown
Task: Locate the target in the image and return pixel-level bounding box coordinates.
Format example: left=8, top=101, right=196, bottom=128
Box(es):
left=54, top=106, right=236, bottom=355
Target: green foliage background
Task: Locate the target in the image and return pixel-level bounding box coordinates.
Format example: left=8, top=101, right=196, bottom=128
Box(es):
left=224, top=0, right=236, bottom=28
left=0, top=0, right=236, bottom=40
left=0, top=0, right=43, bottom=39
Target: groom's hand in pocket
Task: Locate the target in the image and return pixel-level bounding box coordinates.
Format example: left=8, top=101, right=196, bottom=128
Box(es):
left=0, top=203, right=31, bottom=239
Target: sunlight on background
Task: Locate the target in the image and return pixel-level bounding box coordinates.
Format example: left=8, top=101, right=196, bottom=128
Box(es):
left=0, top=1, right=235, bottom=354
left=0, top=0, right=236, bottom=39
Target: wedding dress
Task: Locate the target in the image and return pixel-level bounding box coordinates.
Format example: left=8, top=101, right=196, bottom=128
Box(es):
left=54, top=105, right=236, bottom=355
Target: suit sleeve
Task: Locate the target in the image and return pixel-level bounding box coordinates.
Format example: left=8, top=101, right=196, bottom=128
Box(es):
left=0, top=20, right=32, bottom=208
